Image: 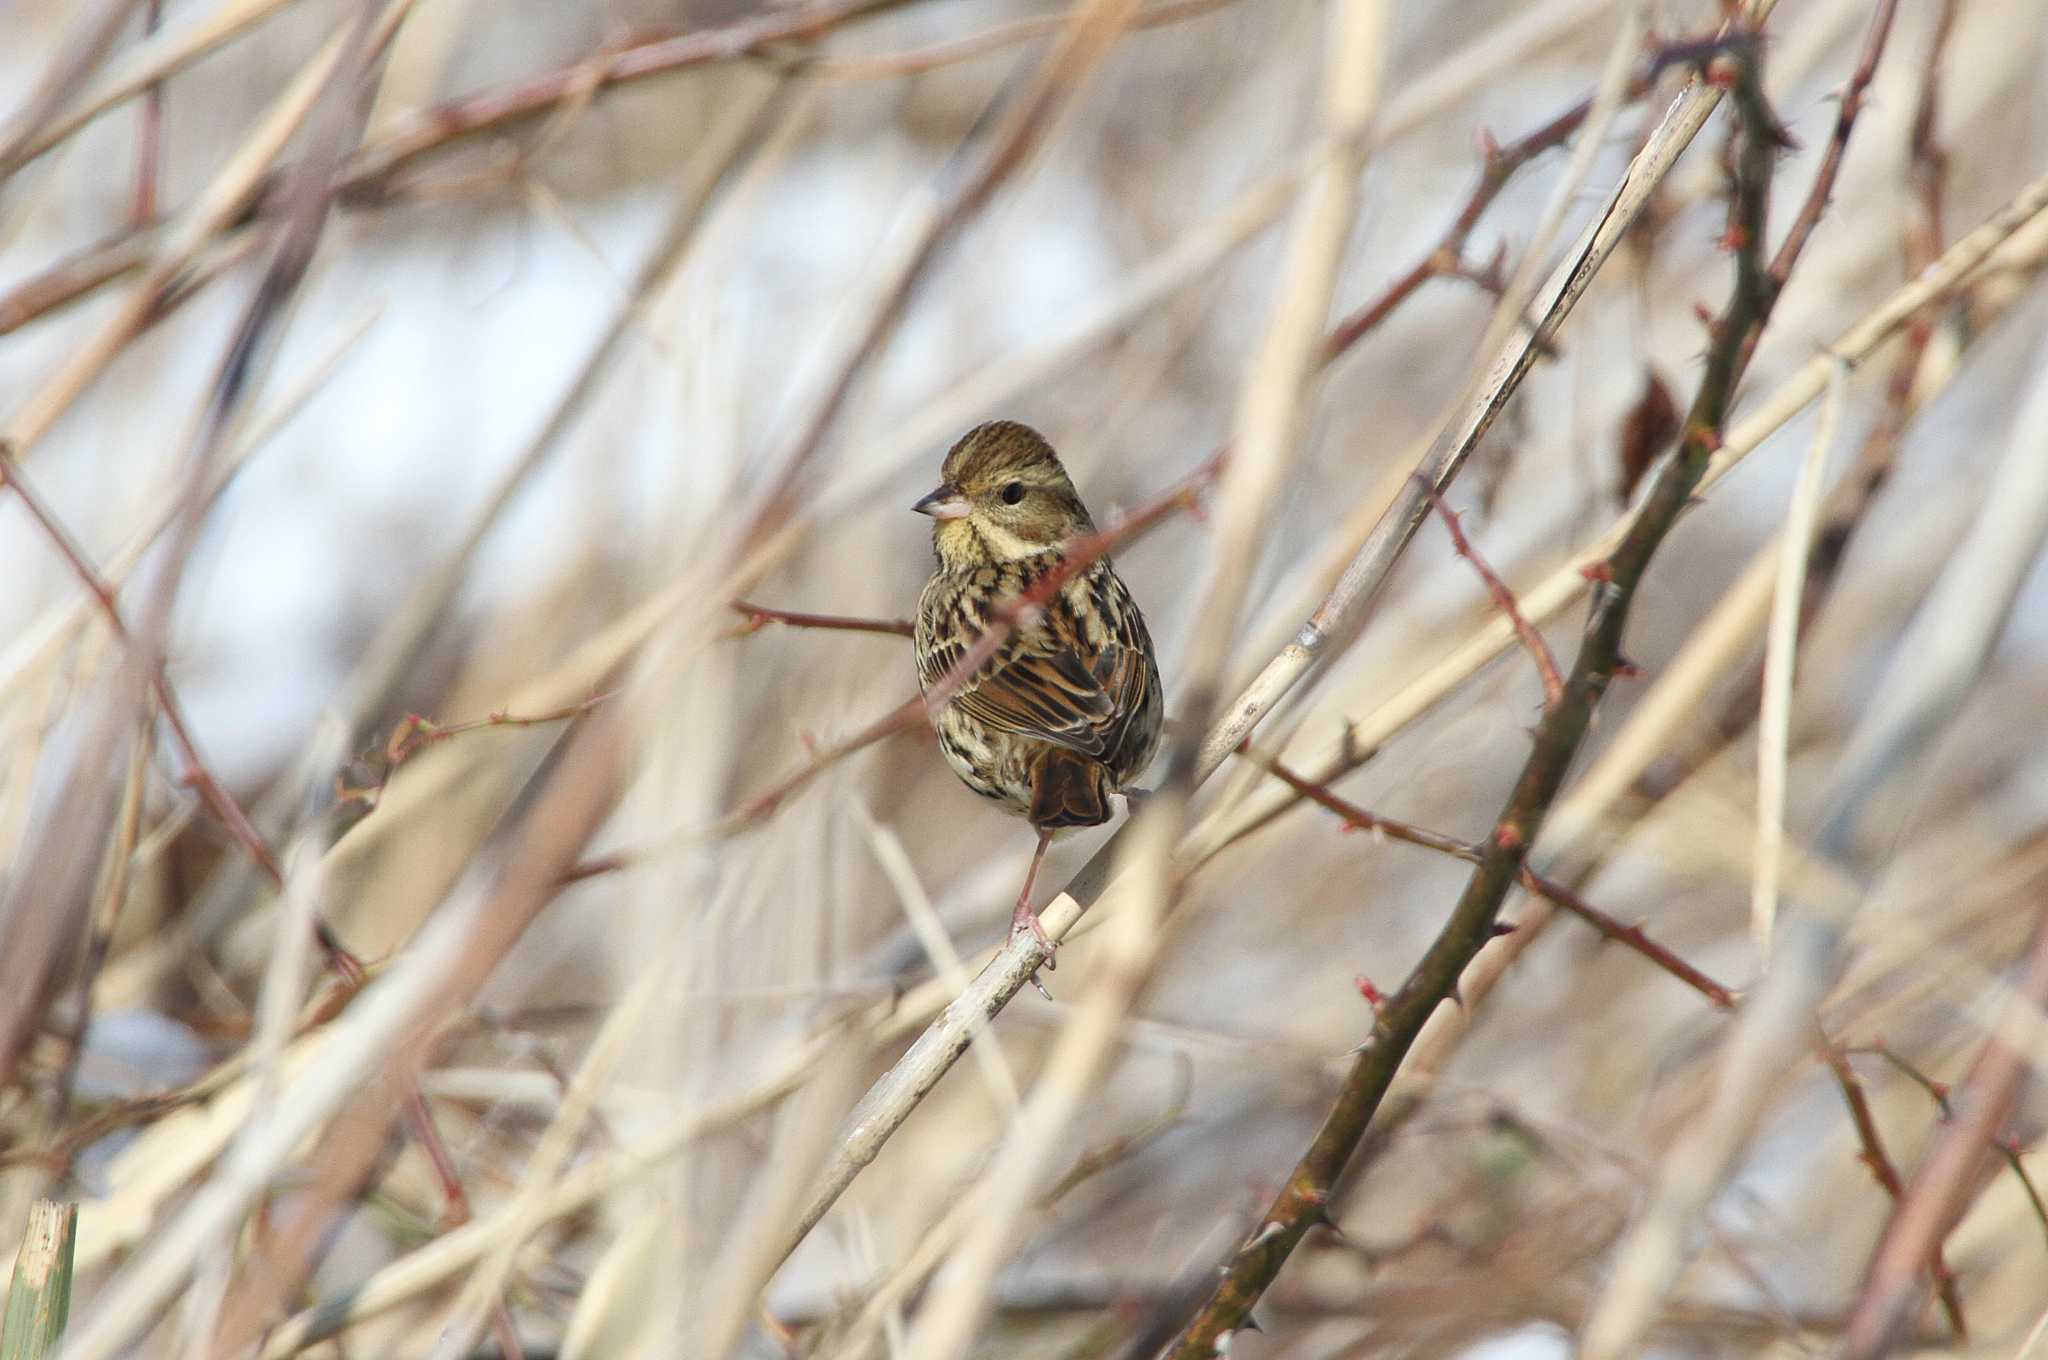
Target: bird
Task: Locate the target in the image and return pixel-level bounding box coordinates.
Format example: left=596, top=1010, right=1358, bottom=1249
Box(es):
left=912, top=420, right=1163, bottom=962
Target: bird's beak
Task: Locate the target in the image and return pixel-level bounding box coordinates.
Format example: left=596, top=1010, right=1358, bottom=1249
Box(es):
left=913, top=484, right=970, bottom=520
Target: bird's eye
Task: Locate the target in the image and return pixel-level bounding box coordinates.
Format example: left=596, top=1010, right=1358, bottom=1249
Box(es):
left=1000, top=482, right=1026, bottom=505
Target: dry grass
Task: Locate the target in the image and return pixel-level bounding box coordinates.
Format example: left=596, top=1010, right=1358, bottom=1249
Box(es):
left=4, top=0, right=2048, bottom=1355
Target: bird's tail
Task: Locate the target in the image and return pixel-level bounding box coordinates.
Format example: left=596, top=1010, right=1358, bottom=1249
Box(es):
left=1029, top=750, right=1114, bottom=830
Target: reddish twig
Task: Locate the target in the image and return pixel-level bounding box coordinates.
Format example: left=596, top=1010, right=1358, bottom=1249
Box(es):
left=1248, top=749, right=1736, bottom=1010
left=726, top=600, right=915, bottom=639
left=1852, top=1041, right=2048, bottom=1253
left=338, top=692, right=614, bottom=812
left=1766, top=0, right=1899, bottom=289
left=1843, top=912, right=2048, bottom=1356
left=1513, top=867, right=1735, bottom=1011
left=1819, top=1038, right=1968, bottom=1336
left=1416, top=476, right=1564, bottom=707
left=131, top=0, right=165, bottom=226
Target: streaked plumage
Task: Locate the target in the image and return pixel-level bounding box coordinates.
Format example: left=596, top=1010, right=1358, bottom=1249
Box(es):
left=912, top=421, right=1163, bottom=955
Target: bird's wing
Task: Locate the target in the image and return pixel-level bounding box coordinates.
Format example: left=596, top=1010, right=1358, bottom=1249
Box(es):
left=952, top=592, right=1147, bottom=760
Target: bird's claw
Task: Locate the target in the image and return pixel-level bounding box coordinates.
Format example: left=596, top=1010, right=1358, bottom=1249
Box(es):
left=1011, top=902, right=1058, bottom=972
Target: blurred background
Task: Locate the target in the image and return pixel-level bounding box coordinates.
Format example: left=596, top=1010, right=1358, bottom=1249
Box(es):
left=3, top=0, right=2048, bottom=1354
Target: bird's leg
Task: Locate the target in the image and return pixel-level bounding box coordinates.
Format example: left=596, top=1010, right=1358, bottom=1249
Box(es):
left=1012, top=827, right=1057, bottom=967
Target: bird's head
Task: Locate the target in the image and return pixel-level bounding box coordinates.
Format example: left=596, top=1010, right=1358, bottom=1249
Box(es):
left=914, top=421, right=1095, bottom=568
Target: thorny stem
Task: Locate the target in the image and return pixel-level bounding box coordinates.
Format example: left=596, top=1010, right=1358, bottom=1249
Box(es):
left=1162, top=35, right=1790, bottom=1356
left=1819, top=1036, right=1969, bottom=1336
left=1246, top=748, right=1736, bottom=1010
left=1415, top=476, right=1564, bottom=707
left=1852, top=1042, right=2048, bottom=1252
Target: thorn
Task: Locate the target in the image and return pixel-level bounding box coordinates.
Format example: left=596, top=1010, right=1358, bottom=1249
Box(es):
left=1475, top=126, right=1502, bottom=164
left=1492, top=823, right=1525, bottom=852
left=1354, top=975, right=1386, bottom=1010
left=1489, top=921, right=1517, bottom=939
left=1612, top=657, right=1643, bottom=680
left=1692, top=300, right=1717, bottom=328
left=1579, top=560, right=1614, bottom=583
left=1238, top=1314, right=1265, bottom=1334
left=1716, top=223, right=1751, bottom=253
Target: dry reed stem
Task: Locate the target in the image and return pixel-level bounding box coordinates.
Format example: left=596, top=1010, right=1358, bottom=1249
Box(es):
left=0, top=0, right=144, bottom=180
left=1750, top=360, right=1847, bottom=959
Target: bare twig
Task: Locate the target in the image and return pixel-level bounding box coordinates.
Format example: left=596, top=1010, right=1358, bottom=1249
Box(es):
left=812, top=0, right=1246, bottom=79
left=726, top=600, right=915, bottom=639
left=130, top=0, right=166, bottom=225
left=1854, top=1042, right=2048, bottom=1253
left=1819, top=1038, right=1968, bottom=1336
left=1842, top=911, right=2048, bottom=1356
left=1416, top=476, right=1563, bottom=707
left=1247, top=748, right=1737, bottom=1009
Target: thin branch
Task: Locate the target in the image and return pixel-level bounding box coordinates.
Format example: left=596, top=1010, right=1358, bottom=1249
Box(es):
left=726, top=600, right=915, bottom=639
left=337, top=693, right=612, bottom=811
left=1853, top=1042, right=2048, bottom=1254
left=1246, top=749, right=1736, bottom=1009
left=1842, top=911, right=2048, bottom=1356
left=811, top=0, right=1246, bottom=80
left=1819, top=1037, right=1968, bottom=1336
left=1416, top=476, right=1563, bottom=707
left=130, top=0, right=166, bottom=226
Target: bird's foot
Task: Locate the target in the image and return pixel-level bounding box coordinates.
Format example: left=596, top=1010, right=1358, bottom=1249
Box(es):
left=1011, top=898, right=1057, bottom=972
left=1121, top=786, right=1156, bottom=816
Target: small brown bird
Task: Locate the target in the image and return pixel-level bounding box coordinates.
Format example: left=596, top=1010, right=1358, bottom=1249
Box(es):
left=913, top=421, right=1163, bottom=957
